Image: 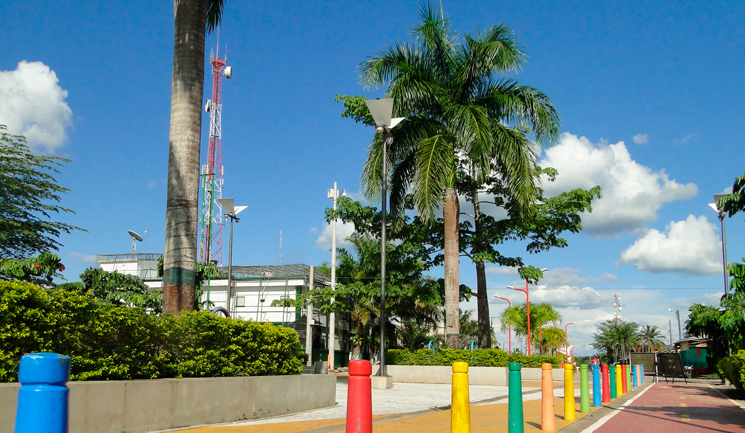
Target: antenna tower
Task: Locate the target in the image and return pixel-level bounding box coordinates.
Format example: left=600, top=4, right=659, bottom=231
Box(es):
left=199, top=37, right=232, bottom=265
left=613, top=293, right=622, bottom=322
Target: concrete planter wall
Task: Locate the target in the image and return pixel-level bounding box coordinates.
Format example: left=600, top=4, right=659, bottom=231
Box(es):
left=0, top=375, right=336, bottom=433
left=385, top=365, right=564, bottom=385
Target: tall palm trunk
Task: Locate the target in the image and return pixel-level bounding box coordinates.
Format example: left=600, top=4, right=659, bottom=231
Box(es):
left=472, top=185, right=490, bottom=348
left=163, top=0, right=209, bottom=315
left=443, top=187, right=461, bottom=348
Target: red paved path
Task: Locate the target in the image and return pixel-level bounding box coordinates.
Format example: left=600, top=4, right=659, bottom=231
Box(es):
left=594, top=382, right=745, bottom=433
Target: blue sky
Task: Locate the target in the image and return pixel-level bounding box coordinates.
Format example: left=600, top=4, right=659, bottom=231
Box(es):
left=2, top=0, right=744, bottom=354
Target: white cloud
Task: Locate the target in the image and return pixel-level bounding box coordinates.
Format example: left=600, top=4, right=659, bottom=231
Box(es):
left=486, top=266, right=519, bottom=275
left=69, top=252, right=97, bottom=263
left=619, top=214, right=721, bottom=276
left=676, top=133, right=697, bottom=145
left=541, top=268, right=617, bottom=286
left=529, top=284, right=604, bottom=309
left=540, top=133, right=698, bottom=237
left=0, top=61, right=73, bottom=153
left=633, top=134, right=649, bottom=145
left=315, top=221, right=356, bottom=250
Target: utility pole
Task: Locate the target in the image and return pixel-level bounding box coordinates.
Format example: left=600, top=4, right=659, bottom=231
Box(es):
left=669, top=320, right=673, bottom=350
left=327, top=182, right=339, bottom=371
left=305, top=266, right=314, bottom=366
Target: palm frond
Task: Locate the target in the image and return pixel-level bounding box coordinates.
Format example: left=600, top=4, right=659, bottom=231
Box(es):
left=412, top=134, right=456, bottom=220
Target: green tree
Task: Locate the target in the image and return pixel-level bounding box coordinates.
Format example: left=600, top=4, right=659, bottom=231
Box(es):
left=0, top=125, right=83, bottom=259
left=75, top=267, right=163, bottom=313
left=342, top=5, right=559, bottom=348
left=499, top=302, right=562, bottom=354
left=717, top=171, right=745, bottom=218
left=163, top=0, right=230, bottom=315
left=0, top=253, right=66, bottom=287
left=591, top=320, right=641, bottom=363
left=537, top=327, right=566, bottom=355
left=639, top=324, right=666, bottom=352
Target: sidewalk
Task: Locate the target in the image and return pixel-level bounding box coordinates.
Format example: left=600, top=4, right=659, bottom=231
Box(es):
left=174, top=379, right=595, bottom=433
left=581, top=380, right=745, bottom=433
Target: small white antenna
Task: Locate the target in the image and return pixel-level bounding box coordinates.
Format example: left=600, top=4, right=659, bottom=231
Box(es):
left=128, top=230, right=143, bottom=253
left=279, top=230, right=282, bottom=265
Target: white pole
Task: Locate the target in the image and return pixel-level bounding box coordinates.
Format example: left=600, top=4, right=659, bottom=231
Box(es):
left=305, top=266, right=314, bottom=366
left=328, top=182, right=338, bottom=371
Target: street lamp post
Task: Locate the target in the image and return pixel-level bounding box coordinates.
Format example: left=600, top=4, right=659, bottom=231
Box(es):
left=710, top=194, right=730, bottom=297
left=509, top=267, right=547, bottom=356
left=668, top=309, right=681, bottom=341
left=493, top=294, right=511, bottom=354
left=564, top=322, right=575, bottom=364
left=218, top=198, right=246, bottom=317
left=326, top=182, right=343, bottom=371
left=364, top=98, right=404, bottom=377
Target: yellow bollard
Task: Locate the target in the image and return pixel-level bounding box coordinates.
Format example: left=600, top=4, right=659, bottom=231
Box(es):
left=615, top=365, right=624, bottom=397
left=564, top=364, right=576, bottom=421
left=451, top=362, right=471, bottom=433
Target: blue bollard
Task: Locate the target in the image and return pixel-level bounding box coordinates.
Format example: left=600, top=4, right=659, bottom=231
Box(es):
left=632, top=364, right=638, bottom=388
left=640, top=364, right=644, bottom=384
left=592, top=364, right=602, bottom=407
left=14, top=353, right=70, bottom=433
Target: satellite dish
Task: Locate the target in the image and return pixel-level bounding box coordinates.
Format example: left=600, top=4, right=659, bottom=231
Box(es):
left=223, top=66, right=232, bottom=79
left=205, top=99, right=212, bottom=112
left=128, top=230, right=143, bottom=253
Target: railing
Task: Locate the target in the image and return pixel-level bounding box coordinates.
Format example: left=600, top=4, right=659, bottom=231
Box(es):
left=96, top=253, right=162, bottom=262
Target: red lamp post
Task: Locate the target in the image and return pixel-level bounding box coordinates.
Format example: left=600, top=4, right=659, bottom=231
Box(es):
left=509, top=282, right=533, bottom=355
left=565, top=322, right=575, bottom=364
left=493, top=294, right=511, bottom=353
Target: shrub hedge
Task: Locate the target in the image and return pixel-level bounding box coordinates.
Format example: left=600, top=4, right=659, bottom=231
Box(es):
left=717, top=350, right=745, bottom=393
left=0, top=280, right=304, bottom=382
left=386, top=348, right=562, bottom=368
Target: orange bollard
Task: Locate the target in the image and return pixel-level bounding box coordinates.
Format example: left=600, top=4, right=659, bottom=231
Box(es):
left=621, top=365, right=628, bottom=394
left=346, top=360, right=372, bottom=433
left=541, top=363, right=555, bottom=431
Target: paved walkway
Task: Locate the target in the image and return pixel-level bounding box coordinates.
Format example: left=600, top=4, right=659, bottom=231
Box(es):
left=586, top=381, right=745, bottom=433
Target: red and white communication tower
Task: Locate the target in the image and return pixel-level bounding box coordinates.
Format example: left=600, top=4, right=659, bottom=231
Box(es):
left=199, top=44, right=232, bottom=265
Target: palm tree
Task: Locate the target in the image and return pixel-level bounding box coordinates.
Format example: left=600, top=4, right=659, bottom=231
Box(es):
left=358, top=4, right=554, bottom=348
left=639, top=324, right=666, bottom=352
left=592, top=319, right=641, bottom=362
left=499, top=302, right=561, bottom=354
left=163, top=0, right=229, bottom=314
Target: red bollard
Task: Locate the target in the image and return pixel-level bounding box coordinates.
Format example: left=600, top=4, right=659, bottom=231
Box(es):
left=601, top=365, right=610, bottom=403
left=346, top=360, right=372, bottom=433
left=621, top=365, right=628, bottom=394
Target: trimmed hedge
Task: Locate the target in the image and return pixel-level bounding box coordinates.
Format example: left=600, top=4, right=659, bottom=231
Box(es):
left=0, top=280, right=304, bottom=382
left=717, top=350, right=745, bottom=393
left=387, top=348, right=562, bottom=368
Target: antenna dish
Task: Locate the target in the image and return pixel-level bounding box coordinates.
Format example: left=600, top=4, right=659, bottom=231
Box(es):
left=205, top=99, right=212, bottom=112
left=128, top=230, right=143, bottom=242
left=223, top=66, right=232, bottom=79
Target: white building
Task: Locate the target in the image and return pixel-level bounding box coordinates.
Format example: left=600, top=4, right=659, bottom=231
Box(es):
left=95, top=254, right=349, bottom=366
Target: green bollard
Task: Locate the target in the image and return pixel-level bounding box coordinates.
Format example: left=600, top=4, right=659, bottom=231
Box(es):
left=508, top=362, right=524, bottom=433
left=627, top=363, right=633, bottom=390
left=580, top=364, right=590, bottom=413
left=609, top=364, right=617, bottom=399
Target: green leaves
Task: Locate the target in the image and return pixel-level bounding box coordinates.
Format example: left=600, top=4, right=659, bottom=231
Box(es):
left=0, top=281, right=303, bottom=382
left=0, top=125, right=84, bottom=259
left=386, top=348, right=561, bottom=368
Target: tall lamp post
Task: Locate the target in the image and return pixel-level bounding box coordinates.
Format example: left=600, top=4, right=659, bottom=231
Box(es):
left=508, top=267, right=548, bottom=356
left=492, top=294, right=511, bottom=354
left=668, top=309, right=681, bottom=341
left=218, top=198, right=246, bottom=317
left=326, top=182, right=345, bottom=371
left=709, top=194, right=730, bottom=297
left=564, top=322, right=575, bottom=364
left=364, top=98, right=404, bottom=377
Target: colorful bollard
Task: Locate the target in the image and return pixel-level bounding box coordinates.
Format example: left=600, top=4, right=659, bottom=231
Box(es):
left=640, top=364, right=645, bottom=385
left=14, top=353, right=71, bottom=433
left=615, top=365, right=623, bottom=397
left=627, top=364, right=633, bottom=390
left=451, top=362, right=471, bottom=433
left=602, top=365, right=611, bottom=403
left=621, top=365, right=628, bottom=393
left=508, top=362, right=524, bottom=433
left=346, top=360, right=373, bottom=433
left=540, top=363, right=555, bottom=432
left=632, top=364, right=638, bottom=388
left=592, top=364, right=602, bottom=407
left=580, top=365, right=590, bottom=413
left=564, top=364, right=576, bottom=421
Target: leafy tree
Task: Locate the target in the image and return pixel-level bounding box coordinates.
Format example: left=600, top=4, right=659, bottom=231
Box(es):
left=0, top=252, right=65, bottom=287
left=537, top=327, right=566, bottom=355
left=591, top=320, right=641, bottom=362
left=0, top=125, right=83, bottom=259
left=457, top=167, right=599, bottom=347
left=717, top=171, right=745, bottom=218
left=499, top=302, right=562, bottom=354
left=163, top=0, right=230, bottom=315
left=341, top=4, right=558, bottom=348
left=638, top=324, right=667, bottom=352
left=75, top=268, right=162, bottom=313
